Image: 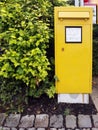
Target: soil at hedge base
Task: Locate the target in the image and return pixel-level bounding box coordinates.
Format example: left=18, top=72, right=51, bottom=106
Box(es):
left=23, top=94, right=97, bottom=116
left=0, top=94, right=97, bottom=115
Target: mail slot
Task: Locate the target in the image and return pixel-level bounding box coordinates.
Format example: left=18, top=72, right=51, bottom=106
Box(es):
left=54, top=7, right=93, bottom=93
left=58, top=11, right=90, bottom=18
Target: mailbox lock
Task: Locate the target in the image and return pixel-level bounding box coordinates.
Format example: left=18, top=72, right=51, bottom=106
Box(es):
left=61, top=48, right=64, bottom=51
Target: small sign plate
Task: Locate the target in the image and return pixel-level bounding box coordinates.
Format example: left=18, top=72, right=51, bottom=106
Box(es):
left=65, top=26, right=82, bottom=43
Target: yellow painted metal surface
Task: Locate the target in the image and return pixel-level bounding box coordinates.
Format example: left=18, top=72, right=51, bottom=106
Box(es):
left=55, top=7, right=93, bottom=93
left=58, top=11, right=90, bottom=18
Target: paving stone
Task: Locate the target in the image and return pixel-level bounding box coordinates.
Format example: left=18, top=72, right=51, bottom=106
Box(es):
left=65, top=115, right=76, bottom=129
left=92, top=128, right=98, bottom=130
left=0, top=113, right=7, bottom=126
left=11, top=128, right=17, bottom=130
left=50, top=128, right=57, bottom=130
left=1, top=127, right=10, bottom=130
left=92, top=115, right=98, bottom=128
left=4, top=114, right=21, bottom=127
left=27, top=128, right=36, bottom=130
left=58, top=128, right=65, bottom=130
left=0, top=127, right=2, bottom=130
left=19, top=128, right=25, bottom=130
left=37, top=128, right=45, bottom=130
left=78, top=115, right=92, bottom=128
left=50, top=115, right=63, bottom=128
left=19, top=115, right=35, bottom=128
left=35, top=114, right=49, bottom=128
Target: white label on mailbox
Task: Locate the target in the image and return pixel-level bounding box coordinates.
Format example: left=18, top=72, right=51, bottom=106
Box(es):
left=65, top=26, right=82, bottom=43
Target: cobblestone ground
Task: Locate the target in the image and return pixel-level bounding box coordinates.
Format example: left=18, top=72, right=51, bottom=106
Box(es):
left=0, top=113, right=98, bottom=130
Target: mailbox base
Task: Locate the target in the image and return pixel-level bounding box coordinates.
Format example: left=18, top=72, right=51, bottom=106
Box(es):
left=58, top=94, right=89, bottom=104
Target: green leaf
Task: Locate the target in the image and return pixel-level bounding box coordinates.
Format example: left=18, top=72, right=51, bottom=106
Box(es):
left=21, top=21, right=25, bottom=27
left=54, top=75, right=59, bottom=81
left=16, top=67, right=24, bottom=75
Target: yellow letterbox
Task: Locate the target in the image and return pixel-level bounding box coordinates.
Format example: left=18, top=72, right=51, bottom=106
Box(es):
left=55, top=7, right=93, bottom=93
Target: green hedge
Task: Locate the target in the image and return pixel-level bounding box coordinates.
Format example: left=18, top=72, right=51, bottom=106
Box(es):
left=93, top=24, right=98, bottom=76
left=0, top=0, right=67, bottom=112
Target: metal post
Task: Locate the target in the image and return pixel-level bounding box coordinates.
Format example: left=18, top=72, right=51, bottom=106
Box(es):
left=75, top=0, right=79, bottom=6
left=80, top=0, right=84, bottom=6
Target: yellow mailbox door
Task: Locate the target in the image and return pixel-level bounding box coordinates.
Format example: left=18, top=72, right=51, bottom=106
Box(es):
left=55, top=7, right=93, bottom=93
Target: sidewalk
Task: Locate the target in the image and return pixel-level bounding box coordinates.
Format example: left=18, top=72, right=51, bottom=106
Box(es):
left=0, top=113, right=98, bottom=129
left=91, top=77, right=98, bottom=111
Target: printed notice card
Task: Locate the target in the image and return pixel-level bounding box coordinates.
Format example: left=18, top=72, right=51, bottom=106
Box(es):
left=65, top=26, right=82, bottom=43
